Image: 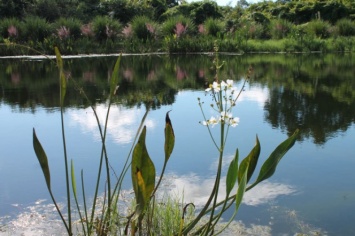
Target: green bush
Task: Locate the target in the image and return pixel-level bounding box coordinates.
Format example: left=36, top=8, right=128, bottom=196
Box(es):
left=53, top=18, right=82, bottom=40
left=203, top=18, right=225, bottom=38
left=0, top=18, right=22, bottom=41
left=131, top=16, right=160, bottom=42
left=161, top=15, right=195, bottom=37
left=304, top=20, right=331, bottom=39
left=21, top=16, right=52, bottom=42
left=336, top=18, right=355, bottom=36
left=270, top=19, right=293, bottom=39
left=91, top=16, right=122, bottom=42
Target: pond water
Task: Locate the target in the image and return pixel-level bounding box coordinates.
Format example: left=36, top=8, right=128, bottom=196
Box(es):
left=0, top=53, right=354, bottom=235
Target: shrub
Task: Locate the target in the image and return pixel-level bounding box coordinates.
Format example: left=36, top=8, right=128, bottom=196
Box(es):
left=53, top=18, right=82, bottom=40
left=304, top=20, right=331, bottom=39
left=203, top=18, right=225, bottom=38
left=270, top=19, right=293, bottom=39
left=161, top=15, right=195, bottom=37
left=130, top=16, right=160, bottom=42
left=91, top=16, right=122, bottom=42
left=0, top=18, right=22, bottom=41
left=336, top=18, right=355, bottom=36
left=21, top=16, right=52, bottom=42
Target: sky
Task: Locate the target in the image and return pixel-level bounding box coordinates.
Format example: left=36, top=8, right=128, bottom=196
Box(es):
left=188, top=0, right=263, bottom=7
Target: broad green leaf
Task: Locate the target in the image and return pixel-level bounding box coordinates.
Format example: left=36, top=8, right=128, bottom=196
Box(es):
left=248, top=129, right=300, bottom=190
left=238, top=135, right=260, bottom=184
left=71, top=160, right=77, bottom=199
left=33, top=128, right=51, bottom=190
left=164, top=111, right=175, bottom=162
left=226, top=149, right=239, bottom=196
left=131, top=126, right=156, bottom=216
left=54, top=47, right=66, bottom=106
left=235, top=166, right=248, bottom=212
left=110, top=55, right=121, bottom=98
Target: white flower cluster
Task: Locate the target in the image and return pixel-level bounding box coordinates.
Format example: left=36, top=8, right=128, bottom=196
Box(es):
left=201, top=80, right=240, bottom=128
left=202, top=112, right=240, bottom=128
left=205, top=79, right=236, bottom=93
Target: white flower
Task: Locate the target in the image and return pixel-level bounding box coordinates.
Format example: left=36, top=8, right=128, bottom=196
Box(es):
left=229, top=117, right=240, bottom=127
left=205, top=81, right=221, bottom=93
left=220, top=111, right=232, bottom=121
left=202, top=116, right=219, bottom=127
left=226, top=79, right=237, bottom=91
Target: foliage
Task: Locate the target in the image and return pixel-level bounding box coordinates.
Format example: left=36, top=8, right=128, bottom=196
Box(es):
left=304, top=20, right=331, bottom=39
left=336, top=19, right=355, bottom=37
left=53, top=18, right=83, bottom=40
left=30, top=45, right=299, bottom=236
left=270, top=19, right=293, bottom=40
left=130, top=16, right=160, bottom=42
left=91, top=16, right=122, bottom=42
left=203, top=18, right=225, bottom=38
left=161, top=15, right=195, bottom=37
left=21, top=16, right=52, bottom=43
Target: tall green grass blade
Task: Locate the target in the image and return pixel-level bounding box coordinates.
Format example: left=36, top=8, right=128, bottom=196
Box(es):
left=71, top=160, right=77, bottom=198
left=164, top=111, right=175, bottom=162
left=238, top=135, right=260, bottom=184
left=110, top=55, right=121, bottom=97
left=54, top=47, right=66, bottom=106
left=71, top=160, right=87, bottom=235
left=226, top=149, right=239, bottom=196
left=33, top=128, right=51, bottom=190
left=131, top=126, right=156, bottom=217
left=248, top=129, right=300, bottom=190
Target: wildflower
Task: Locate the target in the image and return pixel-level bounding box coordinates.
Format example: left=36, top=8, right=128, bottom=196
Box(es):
left=122, top=24, right=133, bottom=38
left=57, top=26, right=70, bottom=40
left=229, top=117, right=240, bottom=127
left=81, top=23, right=94, bottom=37
left=220, top=111, right=232, bottom=121
left=198, top=24, right=205, bottom=34
left=175, top=22, right=187, bottom=38
left=146, top=23, right=157, bottom=38
left=202, top=116, right=219, bottom=127
left=8, top=25, right=17, bottom=37
left=205, top=81, right=221, bottom=92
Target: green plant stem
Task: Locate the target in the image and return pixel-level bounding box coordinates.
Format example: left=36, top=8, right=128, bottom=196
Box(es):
left=204, top=122, right=225, bottom=235
left=151, top=161, right=167, bottom=197
left=102, top=101, right=113, bottom=219
left=47, top=188, right=70, bottom=233
left=60, top=95, right=72, bottom=235
left=81, top=170, right=90, bottom=235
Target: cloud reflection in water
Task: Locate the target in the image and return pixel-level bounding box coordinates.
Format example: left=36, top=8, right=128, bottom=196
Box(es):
left=69, top=104, right=155, bottom=144
left=163, top=173, right=296, bottom=207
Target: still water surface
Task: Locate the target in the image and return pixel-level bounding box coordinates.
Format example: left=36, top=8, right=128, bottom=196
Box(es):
left=0, top=53, right=354, bottom=235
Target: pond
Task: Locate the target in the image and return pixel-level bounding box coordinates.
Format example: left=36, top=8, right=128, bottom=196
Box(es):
left=0, top=53, right=354, bottom=235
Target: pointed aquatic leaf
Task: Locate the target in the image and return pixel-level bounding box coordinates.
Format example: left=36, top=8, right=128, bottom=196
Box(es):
left=71, top=160, right=77, bottom=199
left=248, top=129, right=300, bottom=190
left=134, top=168, right=146, bottom=216
left=235, top=165, right=248, bottom=212
left=226, top=149, right=239, bottom=196
left=33, top=128, right=51, bottom=190
left=55, top=47, right=66, bottom=106
left=164, top=111, right=175, bottom=162
left=110, top=55, right=121, bottom=97
left=131, top=126, right=156, bottom=215
left=238, top=135, right=260, bottom=184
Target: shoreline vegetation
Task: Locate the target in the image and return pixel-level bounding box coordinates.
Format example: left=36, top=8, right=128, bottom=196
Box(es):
left=1, top=0, right=355, bottom=55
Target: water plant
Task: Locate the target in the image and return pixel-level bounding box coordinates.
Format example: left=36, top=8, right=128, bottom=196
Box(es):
left=32, top=44, right=299, bottom=235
